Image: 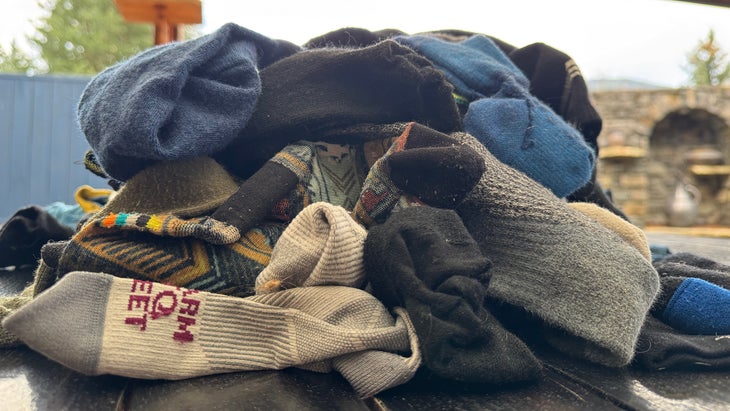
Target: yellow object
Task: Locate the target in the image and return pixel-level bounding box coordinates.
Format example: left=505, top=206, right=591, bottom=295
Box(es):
left=74, top=185, right=115, bottom=213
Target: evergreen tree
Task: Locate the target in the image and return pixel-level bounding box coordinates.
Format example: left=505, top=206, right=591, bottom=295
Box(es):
left=685, top=29, right=730, bottom=86
left=31, top=0, right=154, bottom=75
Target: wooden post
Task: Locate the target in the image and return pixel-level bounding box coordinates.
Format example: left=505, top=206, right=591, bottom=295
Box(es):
left=114, top=0, right=202, bottom=45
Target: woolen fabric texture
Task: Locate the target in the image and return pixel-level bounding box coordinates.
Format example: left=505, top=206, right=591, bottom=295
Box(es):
left=396, top=34, right=595, bottom=198
left=364, top=205, right=543, bottom=384
left=214, top=40, right=462, bottom=178
left=2, top=271, right=418, bottom=398
left=77, top=23, right=300, bottom=181
left=653, top=252, right=730, bottom=289
left=452, top=131, right=659, bottom=367
left=634, top=315, right=730, bottom=371
left=660, top=278, right=730, bottom=335
left=102, top=156, right=241, bottom=218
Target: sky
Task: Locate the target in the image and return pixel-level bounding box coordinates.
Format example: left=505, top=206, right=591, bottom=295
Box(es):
left=2, top=0, right=730, bottom=88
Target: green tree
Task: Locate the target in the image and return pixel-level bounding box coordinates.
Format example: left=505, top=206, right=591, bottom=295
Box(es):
left=31, top=0, right=154, bottom=75
left=0, top=40, right=39, bottom=74
left=685, top=29, right=730, bottom=86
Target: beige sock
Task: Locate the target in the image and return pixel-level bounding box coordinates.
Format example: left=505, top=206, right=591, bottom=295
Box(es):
left=568, top=202, right=651, bottom=261
left=255, top=202, right=367, bottom=293
left=2, top=271, right=417, bottom=397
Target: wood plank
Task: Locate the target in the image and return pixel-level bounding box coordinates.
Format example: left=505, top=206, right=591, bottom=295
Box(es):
left=373, top=369, right=622, bottom=411
left=125, top=368, right=370, bottom=410
left=540, top=346, right=730, bottom=411
left=0, top=347, right=128, bottom=411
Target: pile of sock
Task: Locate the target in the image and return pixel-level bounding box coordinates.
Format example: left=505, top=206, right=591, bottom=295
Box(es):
left=1, top=23, right=666, bottom=399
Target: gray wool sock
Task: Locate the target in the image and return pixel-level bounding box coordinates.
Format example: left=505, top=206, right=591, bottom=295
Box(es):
left=452, top=131, right=660, bottom=367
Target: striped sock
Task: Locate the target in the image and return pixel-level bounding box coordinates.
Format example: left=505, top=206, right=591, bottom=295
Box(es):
left=2, top=271, right=413, bottom=384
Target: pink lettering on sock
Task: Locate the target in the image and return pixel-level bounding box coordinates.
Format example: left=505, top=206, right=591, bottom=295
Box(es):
left=173, top=315, right=196, bottom=342
left=127, top=294, right=150, bottom=312
left=179, top=297, right=200, bottom=316
left=150, top=290, right=177, bottom=319
left=130, top=279, right=153, bottom=293
left=124, top=314, right=148, bottom=331
left=122, top=282, right=200, bottom=343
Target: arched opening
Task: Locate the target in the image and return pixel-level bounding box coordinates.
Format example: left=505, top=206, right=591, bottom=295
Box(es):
left=646, top=108, right=730, bottom=226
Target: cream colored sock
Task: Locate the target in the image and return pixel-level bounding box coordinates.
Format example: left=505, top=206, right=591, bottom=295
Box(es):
left=2, top=271, right=415, bottom=397
left=255, top=202, right=367, bottom=293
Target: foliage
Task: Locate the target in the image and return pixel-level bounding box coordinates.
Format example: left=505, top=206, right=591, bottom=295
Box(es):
left=685, top=29, right=730, bottom=86
left=30, top=0, right=155, bottom=75
left=0, top=40, right=39, bottom=74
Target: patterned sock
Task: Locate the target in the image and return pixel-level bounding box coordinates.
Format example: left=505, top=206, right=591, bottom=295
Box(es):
left=352, top=122, right=485, bottom=227
left=3, top=271, right=413, bottom=387
left=57, top=213, right=286, bottom=296
left=255, top=202, right=367, bottom=293
left=364, top=206, right=543, bottom=384
left=568, top=202, right=650, bottom=261
left=453, top=131, right=659, bottom=367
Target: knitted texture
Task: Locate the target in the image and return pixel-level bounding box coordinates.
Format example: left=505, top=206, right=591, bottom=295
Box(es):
left=364, top=205, right=543, bottom=384
left=256, top=202, right=367, bottom=293
left=397, top=34, right=595, bottom=198
left=634, top=315, right=730, bottom=371
left=654, top=252, right=730, bottom=289
left=2, top=271, right=419, bottom=398
left=214, top=39, right=461, bottom=178
left=57, top=214, right=285, bottom=297
left=660, top=278, right=730, bottom=335
left=77, top=23, right=300, bottom=181
left=453, top=131, right=659, bottom=367
left=96, top=213, right=241, bottom=245
left=0, top=286, right=32, bottom=347
left=352, top=122, right=484, bottom=227
left=568, top=202, right=651, bottom=261
left=102, top=156, right=241, bottom=219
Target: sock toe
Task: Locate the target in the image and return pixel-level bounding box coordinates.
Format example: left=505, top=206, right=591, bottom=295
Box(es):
left=2, top=271, right=111, bottom=375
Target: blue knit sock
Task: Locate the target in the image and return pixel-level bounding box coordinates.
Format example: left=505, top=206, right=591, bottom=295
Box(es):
left=662, top=277, right=730, bottom=335
left=463, top=78, right=595, bottom=198
left=396, top=34, right=594, bottom=198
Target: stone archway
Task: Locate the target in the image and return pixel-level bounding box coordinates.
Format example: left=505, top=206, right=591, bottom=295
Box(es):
left=647, top=108, right=730, bottom=226
left=591, top=87, right=730, bottom=227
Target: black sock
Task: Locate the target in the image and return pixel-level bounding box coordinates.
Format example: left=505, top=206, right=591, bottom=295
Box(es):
left=364, top=206, right=543, bottom=384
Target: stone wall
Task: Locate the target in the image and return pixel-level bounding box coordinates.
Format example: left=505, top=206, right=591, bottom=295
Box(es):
left=591, top=87, right=730, bottom=228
